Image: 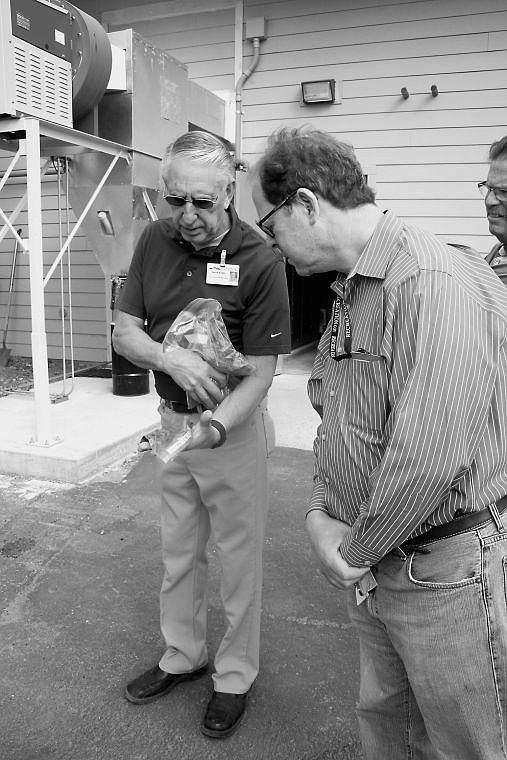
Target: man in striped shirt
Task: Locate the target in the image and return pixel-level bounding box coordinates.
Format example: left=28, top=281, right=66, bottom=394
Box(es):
left=252, top=127, right=507, bottom=760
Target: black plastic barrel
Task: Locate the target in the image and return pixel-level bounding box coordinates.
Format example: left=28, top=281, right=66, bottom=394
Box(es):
left=110, top=324, right=150, bottom=396
left=110, top=276, right=150, bottom=396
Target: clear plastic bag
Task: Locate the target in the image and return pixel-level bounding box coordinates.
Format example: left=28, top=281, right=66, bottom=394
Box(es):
left=162, top=298, right=254, bottom=376
left=148, top=427, right=193, bottom=463
left=150, top=298, right=253, bottom=462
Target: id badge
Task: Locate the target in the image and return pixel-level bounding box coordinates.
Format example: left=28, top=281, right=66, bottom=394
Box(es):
left=206, top=262, right=239, bottom=286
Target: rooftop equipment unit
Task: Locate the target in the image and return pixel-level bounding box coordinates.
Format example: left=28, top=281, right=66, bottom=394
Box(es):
left=0, top=0, right=112, bottom=127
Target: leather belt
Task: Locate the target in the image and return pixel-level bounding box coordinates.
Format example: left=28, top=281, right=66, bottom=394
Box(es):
left=162, top=399, right=199, bottom=414
left=401, top=496, right=507, bottom=549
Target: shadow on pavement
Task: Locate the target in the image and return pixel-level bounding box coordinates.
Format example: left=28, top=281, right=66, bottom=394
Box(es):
left=0, top=448, right=362, bottom=760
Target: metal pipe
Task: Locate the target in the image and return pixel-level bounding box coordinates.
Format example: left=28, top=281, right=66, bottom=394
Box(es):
left=25, top=119, right=57, bottom=446
left=0, top=147, right=23, bottom=194
left=142, top=188, right=158, bottom=222
left=1, top=167, right=59, bottom=179
left=0, top=159, right=52, bottom=247
left=234, top=37, right=261, bottom=171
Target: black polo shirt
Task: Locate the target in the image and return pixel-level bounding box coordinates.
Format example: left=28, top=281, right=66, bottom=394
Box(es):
left=118, top=206, right=291, bottom=403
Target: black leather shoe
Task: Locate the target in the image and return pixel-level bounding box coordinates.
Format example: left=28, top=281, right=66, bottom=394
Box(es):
left=124, top=664, right=207, bottom=704
left=201, top=691, right=248, bottom=738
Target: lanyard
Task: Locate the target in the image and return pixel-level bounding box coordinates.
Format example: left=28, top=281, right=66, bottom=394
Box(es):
left=330, top=296, right=352, bottom=360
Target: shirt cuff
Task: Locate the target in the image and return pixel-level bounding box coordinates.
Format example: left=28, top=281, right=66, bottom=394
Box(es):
left=339, top=532, right=384, bottom=567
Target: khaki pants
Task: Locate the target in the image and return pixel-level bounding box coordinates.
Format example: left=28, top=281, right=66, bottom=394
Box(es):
left=158, top=402, right=274, bottom=694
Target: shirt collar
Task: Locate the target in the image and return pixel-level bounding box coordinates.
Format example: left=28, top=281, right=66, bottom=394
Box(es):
left=352, top=209, right=404, bottom=280
left=330, top=209, right=403, bottom=297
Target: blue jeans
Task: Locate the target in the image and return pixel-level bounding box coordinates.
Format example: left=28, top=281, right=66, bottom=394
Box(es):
left=347, top=517, right=507, bottom=760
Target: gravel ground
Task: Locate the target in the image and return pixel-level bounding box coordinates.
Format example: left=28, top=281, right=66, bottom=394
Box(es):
left=0, top=356, right=101, bottom=397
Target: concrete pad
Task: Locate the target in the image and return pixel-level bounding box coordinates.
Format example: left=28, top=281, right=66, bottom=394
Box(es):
left=0, top=370, right=320, bottom=483
left=0, top=377, right=160, bottom=482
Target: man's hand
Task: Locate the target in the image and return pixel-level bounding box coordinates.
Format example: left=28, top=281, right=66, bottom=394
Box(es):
left=162, top=347, right=227, bottom=409
left=185, top=409, right=223, bottom=451
left=305, top=510, right=369, bottom=589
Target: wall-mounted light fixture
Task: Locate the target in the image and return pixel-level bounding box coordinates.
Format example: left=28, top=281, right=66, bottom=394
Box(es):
left=400, top=87, right=409, bottom=100
left=301, top=79, right=336, bottom=104
left=430, top=84, right=439, bottom=97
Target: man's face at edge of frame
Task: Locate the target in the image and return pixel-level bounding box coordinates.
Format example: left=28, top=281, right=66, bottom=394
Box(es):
left=485, top=157, right=507, bottom=247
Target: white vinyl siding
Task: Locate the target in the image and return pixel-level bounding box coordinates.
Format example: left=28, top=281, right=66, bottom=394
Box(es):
left=240, top=0, right=507, bottom=252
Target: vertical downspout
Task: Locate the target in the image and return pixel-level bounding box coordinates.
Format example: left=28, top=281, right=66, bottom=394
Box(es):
left=234, top=36, right=261, bottom=172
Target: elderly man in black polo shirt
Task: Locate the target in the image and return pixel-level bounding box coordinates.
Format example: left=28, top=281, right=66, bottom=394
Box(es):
left=113, top=131, right=290, bottom=738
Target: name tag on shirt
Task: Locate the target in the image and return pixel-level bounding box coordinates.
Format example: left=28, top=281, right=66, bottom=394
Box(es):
left=206, top=263, right=239, bottom=286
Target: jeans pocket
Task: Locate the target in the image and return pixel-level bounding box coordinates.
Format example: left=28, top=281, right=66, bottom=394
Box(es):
left=407, top=531, right=482, bottom=588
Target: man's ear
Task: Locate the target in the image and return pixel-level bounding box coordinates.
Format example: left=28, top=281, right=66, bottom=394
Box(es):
left=224, top=181, right=235, bottom=208
left=296, top=188, right=319, bottom=221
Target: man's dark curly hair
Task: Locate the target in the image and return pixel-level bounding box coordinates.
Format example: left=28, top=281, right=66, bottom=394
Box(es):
left=489, top=135, right=507, bottom=162
left=256, top=126, right=375, bottom=209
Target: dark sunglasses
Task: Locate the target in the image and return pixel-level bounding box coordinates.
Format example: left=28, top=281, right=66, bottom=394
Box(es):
left=256, top=189, right=298, bottom=238
left=165, top=194, right=219, bottom=210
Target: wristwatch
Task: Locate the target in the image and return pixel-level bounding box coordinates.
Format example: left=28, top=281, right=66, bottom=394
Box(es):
left=209, top=419, right=227, bottom=448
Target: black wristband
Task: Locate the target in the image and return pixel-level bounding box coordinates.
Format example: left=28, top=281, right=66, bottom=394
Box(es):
left=209, top=419, right=227, bottom=449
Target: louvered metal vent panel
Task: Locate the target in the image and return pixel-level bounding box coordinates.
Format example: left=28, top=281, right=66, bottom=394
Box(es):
left=12, top=39, right=72, bottom=127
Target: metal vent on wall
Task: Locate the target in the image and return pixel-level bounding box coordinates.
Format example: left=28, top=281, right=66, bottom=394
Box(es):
left=12, top=38, right=72, bottom=127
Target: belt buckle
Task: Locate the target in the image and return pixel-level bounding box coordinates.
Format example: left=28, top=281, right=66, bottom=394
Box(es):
left=164, top=399, right=198, bottom=414
left=164, top=399, right=183, bottom=413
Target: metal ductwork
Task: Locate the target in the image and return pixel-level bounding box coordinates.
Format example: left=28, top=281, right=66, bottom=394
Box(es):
left=68, top=28, right=189, bottom=276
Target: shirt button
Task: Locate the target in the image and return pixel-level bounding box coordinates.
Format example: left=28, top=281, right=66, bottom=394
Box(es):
left=329, top=390, right=335, bottom=397
left=186, top=271, right=193, bottom=277
left=321, top=433, right=326, bottom=441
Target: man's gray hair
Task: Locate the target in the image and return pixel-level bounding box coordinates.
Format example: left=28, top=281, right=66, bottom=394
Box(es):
left=489, top=135, right=507, bottom=162
left=162, top=130, right=235, bottom=184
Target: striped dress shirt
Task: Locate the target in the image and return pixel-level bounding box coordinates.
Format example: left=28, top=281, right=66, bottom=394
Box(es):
left=308, top=211, right=507, bottom=567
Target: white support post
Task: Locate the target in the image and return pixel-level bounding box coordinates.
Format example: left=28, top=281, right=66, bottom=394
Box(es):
left=24, top=118, right=61, bottom=447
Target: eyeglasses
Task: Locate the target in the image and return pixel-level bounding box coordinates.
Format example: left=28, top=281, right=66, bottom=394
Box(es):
left=256, top=189, right=298, bottom=238
left=165, top=194, right=219, bottom=210
left=478, top=182, right=507, bottom=203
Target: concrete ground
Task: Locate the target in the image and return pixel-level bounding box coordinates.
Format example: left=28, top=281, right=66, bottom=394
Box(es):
left=0, top=348, right=363, bottom=760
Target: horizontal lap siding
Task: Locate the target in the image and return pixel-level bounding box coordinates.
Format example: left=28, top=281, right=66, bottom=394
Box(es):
left=241, top=0, right=507, bottom=252
left=0, top=161, right=108, bottom=361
